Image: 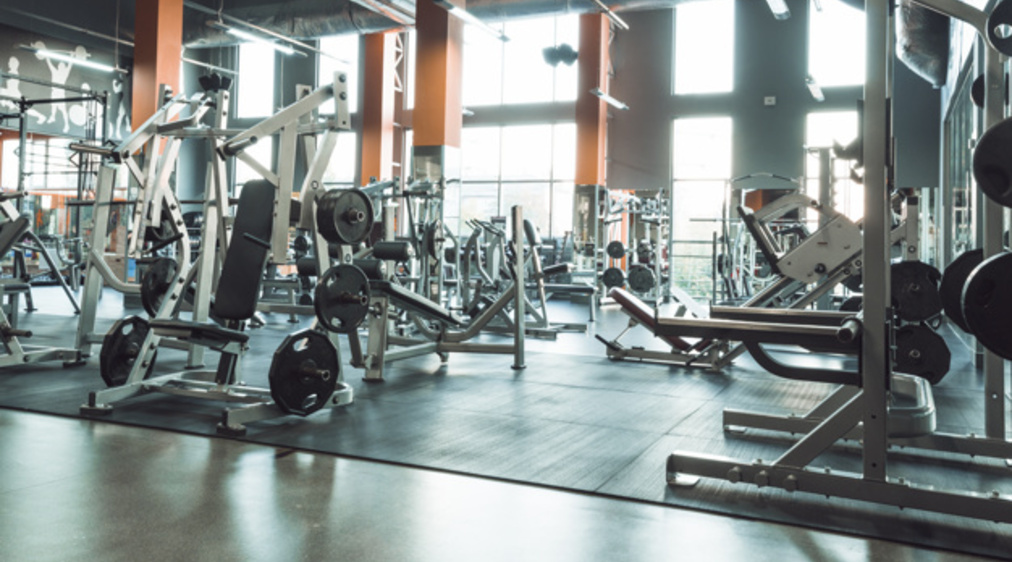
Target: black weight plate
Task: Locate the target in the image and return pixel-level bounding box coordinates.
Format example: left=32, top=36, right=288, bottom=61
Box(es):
left=973, top=117, right=1012, bottom=209
left=424, top=220, right=444, bottom=260
left=971, top=74, right=985, bottom=109
left=893, top=324, right=951, bottom=385
left=842, top=273, right=862, bottom=293
left=987, top=0, right=1012, bottom=57
left=269, top=329, right=339, bottom=416
left=890, top=260, right=942, bottom=322
left=606, top=240, right=626, bottom=259
left=940, top=248, right=983, bottom=333
left=602, top=267, right=625, bottom=289
left=628, top=265, right=657, bottom=293
left=292, top=235, right=310, bottom=257
left=316, top=189, right=375, bottom=245
left=839, top=295, right=862, bottom=312
left=140, top=257, right=179, bottom=317
left=963, top=252, right=1012, bottom=360
left=636, top=244, right=654, bottom=264
left=314, top=264, right=370, bottom=333
left=99, top=316, right=156, bottom=387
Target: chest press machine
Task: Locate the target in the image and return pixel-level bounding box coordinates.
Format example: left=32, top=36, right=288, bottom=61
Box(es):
left=79, top=72, right=357, bottom=435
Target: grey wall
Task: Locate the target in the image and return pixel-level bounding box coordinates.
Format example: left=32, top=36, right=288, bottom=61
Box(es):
left=607, top=0, right=941, bottom=192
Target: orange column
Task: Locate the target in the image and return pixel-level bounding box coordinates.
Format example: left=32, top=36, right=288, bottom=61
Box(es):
left=132, top=0, right=183, bottom=126
left=412, top=0, right=464, bottom=157
left=360, top=32, right=398, bottom=185
left=575, top=14, right=609, bottom=187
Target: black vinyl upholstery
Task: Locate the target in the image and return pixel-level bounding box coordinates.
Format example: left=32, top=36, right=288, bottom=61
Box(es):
left=213, top=180, right=275, bottom=321
left=0, top=217, right=30, bottom=256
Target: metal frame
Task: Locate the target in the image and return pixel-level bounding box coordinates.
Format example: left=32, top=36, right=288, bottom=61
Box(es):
left=665, top=0, right=1012, bottom=523
left=80, top=73, right=355, bottom=435
left=354, top=206, right=528, bottom=382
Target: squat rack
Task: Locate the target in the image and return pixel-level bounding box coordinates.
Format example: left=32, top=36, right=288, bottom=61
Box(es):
left=665, top=0, right=1012, bottom=522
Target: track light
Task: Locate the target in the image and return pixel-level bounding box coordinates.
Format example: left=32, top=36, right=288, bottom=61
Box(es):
left=806, top=75, right=824, bottom=102
left=543, top=44, right=578, bottom=67
left=432, top=0, right=509, bottom=42
left=590, top=87, right=630, bottom=111
left=765, top=0, right=791, bottom=20
left=226, top=27, right=297, bottom=55
left=22, top=45, right=120, bottom=73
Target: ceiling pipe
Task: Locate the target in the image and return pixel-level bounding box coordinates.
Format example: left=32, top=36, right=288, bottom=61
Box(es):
left=182, top=0, right=696, bottom=47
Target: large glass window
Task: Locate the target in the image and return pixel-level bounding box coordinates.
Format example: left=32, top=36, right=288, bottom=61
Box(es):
left=462, top=14, right=579, bottom=107
left=448, top=123, right=575, bottom=237
left=323, top=132, right=358, bottom=187
left=234, top=138, right=274, bottom=188
left=236, top=43, right=276, bottom=118
left=318, top=34, right=360, bottom=115
left=808, top=0, right=865, bottom=87
left=674, top=0, right=734, bottom=95
left=671, top=117, right=733, bottom=300
left=805, top=111, right=861, bottom=220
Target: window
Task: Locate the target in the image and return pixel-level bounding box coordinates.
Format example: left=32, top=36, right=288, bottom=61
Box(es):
left=808, top=0, right=865, bottom=87
left=674, top=0, right=734, bottom=95
left=462, top=14, right=579, bottom=107
left=463, top=27, right=504, bottom=106
left=236, top=43, right=275, bottom=118
left=234, top=138, right=274, bottom=188
left=671, top=117, right=733, bottom=300
left=318, top=34, right=360, bottom=115
left=448, top=123, right=575, bottom=237
left=805, top=111, right=861, bottom=220
left=322, top=132, right=358, bottom=187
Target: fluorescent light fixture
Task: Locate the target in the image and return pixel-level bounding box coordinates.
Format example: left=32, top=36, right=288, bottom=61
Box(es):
left=765, top=0, right=790, bottom=20
left=36, top=48, right=118, bottom=73
left=226, top=27, right=296, bottom=55
left=590, top=87, right=630, bottom=111
left=591, top=0, right=630, bottom=31
left=432, top=0, right=509, bottom=42
left=806, top=75, right=824, bottom=102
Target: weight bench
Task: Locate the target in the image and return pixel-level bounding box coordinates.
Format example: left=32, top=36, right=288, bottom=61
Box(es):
left=83, top=180, right=353, bottom=434
left=0, top=216, right=81, bottom=367
left=595, top=287, right=729, bottom=369
left=371, top=280, right=466, bottom=327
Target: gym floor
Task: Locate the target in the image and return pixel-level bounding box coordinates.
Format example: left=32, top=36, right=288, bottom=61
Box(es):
left=0, top=286, right=1008, bottom=560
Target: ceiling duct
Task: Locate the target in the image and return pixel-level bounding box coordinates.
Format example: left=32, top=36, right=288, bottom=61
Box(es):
left=183, top=0, right=695, bottom=48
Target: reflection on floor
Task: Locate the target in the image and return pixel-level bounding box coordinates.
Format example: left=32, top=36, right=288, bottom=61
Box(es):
left=0, top=410, right=988, bottom=562
left=2, top=287, right=1010, bottom=559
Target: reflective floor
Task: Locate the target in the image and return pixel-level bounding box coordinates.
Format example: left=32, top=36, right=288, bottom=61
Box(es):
left=0, top=410, right=987, bottom=562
